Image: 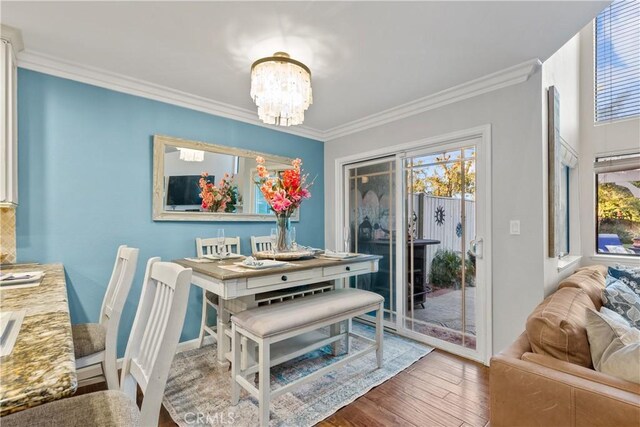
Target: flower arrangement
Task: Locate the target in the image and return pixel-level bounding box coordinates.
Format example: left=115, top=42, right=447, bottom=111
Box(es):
left=254, top=156, right=312, bottom=216
left=199, top=173, right=238, bottom=213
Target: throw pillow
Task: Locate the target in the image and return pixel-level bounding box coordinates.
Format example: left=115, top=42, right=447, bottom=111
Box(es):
left=600, top=306, right=631, bottom=327
left=586, top=309, right=640, bottom=384
left=602, top=279, right=640, bottom=329
left=608, top=266, right=640, bottom=297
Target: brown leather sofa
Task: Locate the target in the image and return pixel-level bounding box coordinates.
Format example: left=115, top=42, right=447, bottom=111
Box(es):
left=490, top=265, right=640, bottom=427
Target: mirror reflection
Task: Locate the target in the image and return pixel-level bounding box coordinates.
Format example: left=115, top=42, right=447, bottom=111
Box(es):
left=153, top=135, right=297, bottom=221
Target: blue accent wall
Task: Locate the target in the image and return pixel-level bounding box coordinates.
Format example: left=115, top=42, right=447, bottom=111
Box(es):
left=16, top=69, right=324, bottom=356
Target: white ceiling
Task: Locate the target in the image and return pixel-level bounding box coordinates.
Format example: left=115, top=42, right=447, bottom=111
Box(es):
left=1, top=1, right=607, bottom=135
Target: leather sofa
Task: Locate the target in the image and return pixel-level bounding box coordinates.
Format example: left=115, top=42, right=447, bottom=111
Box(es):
left=490, top=265, right=640, bottom=427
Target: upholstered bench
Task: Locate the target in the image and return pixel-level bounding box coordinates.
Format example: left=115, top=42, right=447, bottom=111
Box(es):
left=230, top=288, right=384, bottom=426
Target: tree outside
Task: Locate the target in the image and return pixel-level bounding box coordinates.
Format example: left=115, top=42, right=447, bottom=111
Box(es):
left=411, top=154, right=475, bottom=198
left=598, top=180, right=640, bottom=246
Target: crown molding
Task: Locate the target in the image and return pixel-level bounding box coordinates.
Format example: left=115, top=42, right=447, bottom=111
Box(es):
left=17, top=50, right=325, bottom=141
left=323, top=58, right=542, bottom=141
left=0, top=25, right=24, bottom=52
left=16, top=49, right=541, bottom=143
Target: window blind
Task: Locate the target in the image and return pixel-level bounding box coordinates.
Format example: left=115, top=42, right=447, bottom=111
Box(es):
left=595, top=0, right=640, bottom=122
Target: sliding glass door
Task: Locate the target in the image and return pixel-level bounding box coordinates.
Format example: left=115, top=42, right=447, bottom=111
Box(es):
left=403, top=145, right=478, bottom=350
left=344, top=158, right=397, bottom=325
left=341, top=134, right=489, bottom=362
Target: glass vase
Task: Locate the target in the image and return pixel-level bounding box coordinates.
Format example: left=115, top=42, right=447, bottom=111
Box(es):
left=275, top=213, right=292, bottom=252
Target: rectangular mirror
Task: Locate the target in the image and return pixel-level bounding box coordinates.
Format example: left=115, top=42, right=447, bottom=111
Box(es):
left=153, top=135, right=300, bottom=221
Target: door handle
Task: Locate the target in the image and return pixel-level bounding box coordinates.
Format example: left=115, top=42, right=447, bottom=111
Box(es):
left=469, top=238, right=484, bottom=259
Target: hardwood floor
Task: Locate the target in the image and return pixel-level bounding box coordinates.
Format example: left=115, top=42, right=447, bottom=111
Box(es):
left=76, top=349, right=489, bottom=427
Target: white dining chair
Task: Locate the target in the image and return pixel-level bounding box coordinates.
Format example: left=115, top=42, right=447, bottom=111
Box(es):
left=2, top=258, right=192, bottom=427
left=251, top=235, right=273, bottom=254
left=196, top=236, right=241, bottom=258
left=196, top=236, right=241, bottom=348
left=73, top=245, right=139, bottom=390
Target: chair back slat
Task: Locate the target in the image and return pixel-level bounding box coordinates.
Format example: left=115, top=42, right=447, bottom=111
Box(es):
left=97, top=245, right=139, bottom=390
left=120, top=258, right=192, bottom=427
left=251, top=235, right=273, bottom=254
left=100, top=246, right=138, bottom=323
left=196, top=237, right=241, bottom=257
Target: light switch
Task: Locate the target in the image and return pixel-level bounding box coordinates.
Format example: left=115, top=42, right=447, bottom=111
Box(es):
left=510, top=220, right=521, bottom=235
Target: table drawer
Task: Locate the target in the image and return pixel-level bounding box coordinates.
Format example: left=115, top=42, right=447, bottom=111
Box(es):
left=323, top=261, right=371, bottom=277
left=246, top=268, right=320, bottom=289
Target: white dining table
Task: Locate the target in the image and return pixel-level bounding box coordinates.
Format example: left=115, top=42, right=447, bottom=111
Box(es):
left=175, top=254, right=381, bottom=367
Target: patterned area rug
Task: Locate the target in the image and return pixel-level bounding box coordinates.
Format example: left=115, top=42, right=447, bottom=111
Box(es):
left=162, top=322, right=432, bottom=426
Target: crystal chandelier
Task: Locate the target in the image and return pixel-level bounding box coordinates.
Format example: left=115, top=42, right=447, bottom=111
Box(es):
left=250, top=52, right=313, bottom=127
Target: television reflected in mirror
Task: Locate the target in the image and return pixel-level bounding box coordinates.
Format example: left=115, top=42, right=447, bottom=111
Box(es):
left=153, top=135, right=300, bottom=221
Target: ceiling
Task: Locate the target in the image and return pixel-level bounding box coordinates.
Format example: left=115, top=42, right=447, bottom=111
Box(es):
left=1, top=1, right=607, bottom=136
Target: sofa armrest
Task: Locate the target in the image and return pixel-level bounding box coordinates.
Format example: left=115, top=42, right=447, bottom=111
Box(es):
left=491, top=351, right=640, bottom=427
left=522, top=352, right=640, bottom=395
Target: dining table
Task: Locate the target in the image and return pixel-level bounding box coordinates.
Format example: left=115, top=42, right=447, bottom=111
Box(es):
left=175, top=254, right=382, bottom=367
left=0, top=263, right=77, bottom=416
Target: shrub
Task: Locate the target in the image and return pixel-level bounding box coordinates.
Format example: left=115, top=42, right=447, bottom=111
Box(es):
left=429, top=249, right=475, bottom=289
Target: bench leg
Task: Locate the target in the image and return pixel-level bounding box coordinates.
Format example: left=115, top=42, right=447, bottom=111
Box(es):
left=375, top=303, right=384, bottom=368
left=258, top=339, right=271, bottom=427
left=345, top=319, right=351, bottom=354
left=330, top=323, right=341, bottom=356
left=230, top=324, right=241, bottom=406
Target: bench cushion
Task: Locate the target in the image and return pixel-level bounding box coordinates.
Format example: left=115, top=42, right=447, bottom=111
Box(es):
left=232, top=288, right=383, bottom=338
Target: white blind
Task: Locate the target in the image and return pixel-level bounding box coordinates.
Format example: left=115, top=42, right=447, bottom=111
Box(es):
left=595, top=0, right=640, bottom=122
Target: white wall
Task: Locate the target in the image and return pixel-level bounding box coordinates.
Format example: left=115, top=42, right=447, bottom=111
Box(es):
left=577, top=24, right=640, bottom=268
left=541, top=33, right=583, bottom=295
left=325, top=73, right=546, bottom=354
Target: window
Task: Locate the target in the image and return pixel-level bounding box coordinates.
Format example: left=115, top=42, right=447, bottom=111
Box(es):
left=595, top=153, right=640, bottom=256
left=594, top=0, right=640, bottom=122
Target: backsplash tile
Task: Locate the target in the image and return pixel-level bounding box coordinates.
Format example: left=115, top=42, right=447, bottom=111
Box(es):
left=1, top=207, right=16, bottom=264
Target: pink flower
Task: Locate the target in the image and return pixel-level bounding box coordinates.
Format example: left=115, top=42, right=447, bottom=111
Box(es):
left=300, top=188, right=311, bottom=199
left=256, top=156, right=265, bottom=164
left=271, top=190, right=292, bottom=213
left=257, top=164, right=268, bottom=178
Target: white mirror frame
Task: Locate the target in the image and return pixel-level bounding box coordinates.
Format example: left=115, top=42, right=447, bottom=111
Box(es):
left=152, top=135, right=300, bottom=222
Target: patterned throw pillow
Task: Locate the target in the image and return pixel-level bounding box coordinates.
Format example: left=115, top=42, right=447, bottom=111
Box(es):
left=603, top=279, right=640, bottom=329
left=608, top=266, right=640, bottom=297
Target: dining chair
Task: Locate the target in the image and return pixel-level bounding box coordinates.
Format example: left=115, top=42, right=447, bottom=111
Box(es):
left=73, top=245, right=139, bottom=390
left=2, top=258, right=192, bottom=427
left=196, top=236, right=241, bottom=257
left=251, top=235, right=273, bottom=254
left=196, top=236, right=241, bottom=348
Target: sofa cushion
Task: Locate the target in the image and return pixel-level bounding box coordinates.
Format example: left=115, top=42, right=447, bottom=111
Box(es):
left=576, top=264, right=608, bottom=278
left=558, top=269, right=606, bottom=308
left=526, top=287, right=595, bottom=368
left=602, top=279, right=640, bottom=329
left=586, top=308, right=640, bottom=384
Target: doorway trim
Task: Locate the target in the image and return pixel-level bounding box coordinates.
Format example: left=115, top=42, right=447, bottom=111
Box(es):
left=333, top=124, right=493, bottom=364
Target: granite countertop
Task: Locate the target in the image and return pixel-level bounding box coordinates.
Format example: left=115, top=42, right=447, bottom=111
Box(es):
left=175, top=254, right=382, bottom=280
left=0, top=263, right=77, bottom=416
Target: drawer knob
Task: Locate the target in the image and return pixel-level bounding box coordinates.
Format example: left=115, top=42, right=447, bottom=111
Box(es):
left=281, top=275, right=288, bottom=281
left=346, top=266, right=351, bottom=271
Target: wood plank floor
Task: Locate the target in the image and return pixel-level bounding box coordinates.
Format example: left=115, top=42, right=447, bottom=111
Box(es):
left=76, top=349, right=489, bottom=427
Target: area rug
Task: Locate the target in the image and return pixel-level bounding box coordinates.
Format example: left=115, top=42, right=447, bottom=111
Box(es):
left=162, top=322, right=432, bottom=426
